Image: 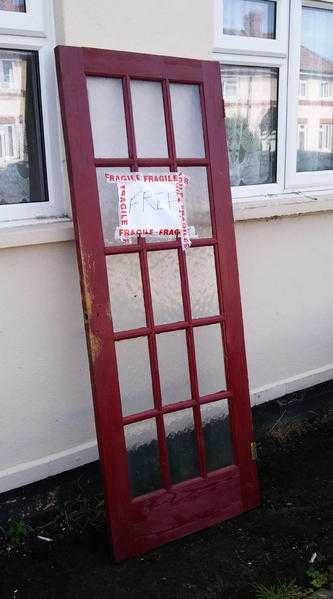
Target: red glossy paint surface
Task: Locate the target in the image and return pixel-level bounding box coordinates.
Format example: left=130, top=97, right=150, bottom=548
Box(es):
left=56, top=45, right=260, bottom=561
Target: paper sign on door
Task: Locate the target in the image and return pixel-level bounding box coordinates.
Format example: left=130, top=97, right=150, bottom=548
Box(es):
left=105, top=172, right=192, bottom=250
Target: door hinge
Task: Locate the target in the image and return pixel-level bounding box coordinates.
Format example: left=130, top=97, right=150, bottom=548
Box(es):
left=251, top=442, right=257, bottom=461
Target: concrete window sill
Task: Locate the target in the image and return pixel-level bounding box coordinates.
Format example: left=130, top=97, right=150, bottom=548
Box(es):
left=0, top=217, right=74, bottom=250
left=233, top=190, right=333, bottom=222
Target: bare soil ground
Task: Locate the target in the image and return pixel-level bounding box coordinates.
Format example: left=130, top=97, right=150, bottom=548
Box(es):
left=0, top=420, right=332, bottom=599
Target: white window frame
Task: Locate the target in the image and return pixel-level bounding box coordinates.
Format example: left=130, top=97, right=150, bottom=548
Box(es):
left=0, top=0, right=65, bottom=223
left=214, top=0, right=290, bottom=57
left=0, top=0, right=45, bottom=38
left=285, top=0, right=333, bottom=191
left=215, top=0, right=333, bottom=200
left=215, top=52, right=287, bottom=200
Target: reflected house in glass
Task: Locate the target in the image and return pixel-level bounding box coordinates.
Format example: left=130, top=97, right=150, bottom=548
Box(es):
left=0, top=52, right=29, bottom=203
left=298, top=46, right=333, bottom=172
left=0, top=50, right=47, bottom=205
left=223, top=65, right=278, bottom=186
left=0, top=56, right=24, bottom=160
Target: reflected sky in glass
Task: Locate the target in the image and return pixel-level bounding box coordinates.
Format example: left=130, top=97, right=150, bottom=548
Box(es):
left=297, top=6, right=333, bottom=172
left=302, top=6, right=333, bottom=60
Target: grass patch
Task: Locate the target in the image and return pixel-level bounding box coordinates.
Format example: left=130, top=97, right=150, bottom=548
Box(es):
left=254, top=581, right=302, bottom=599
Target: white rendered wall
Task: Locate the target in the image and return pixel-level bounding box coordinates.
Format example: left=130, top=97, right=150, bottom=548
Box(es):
left=53, top=0, right=214, bottom=60
left=237, top=213, right=333, bottom=403
left=0, top=242, right=96, bottom=492
left=1, top=1, right=333, bottom=492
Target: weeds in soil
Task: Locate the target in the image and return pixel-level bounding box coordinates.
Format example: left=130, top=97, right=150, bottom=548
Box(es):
left=253, top=581, right=302, bottom=599
left=6, top=521, right=30, bottom=546
left=306, top=566, right=331, bottom=590
left=253, top=567, right=333, bottom=599
left=0, top=494, right=105, bottom=554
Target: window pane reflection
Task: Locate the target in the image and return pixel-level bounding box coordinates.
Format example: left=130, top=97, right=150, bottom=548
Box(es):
left=297, top=6, right=333, bottom=172
left=223, top=65, right=278, bottom=186
left=0, top=0, right=25, bottom=12
left=0, top=50, right=47, bottom=205
left=223, top=0, right=276, bottom=40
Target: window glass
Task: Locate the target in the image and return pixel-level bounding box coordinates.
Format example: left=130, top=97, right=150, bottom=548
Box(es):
left=164, top=409, right=200, bottom=484
left=297, top=6, right=333, bottom=172
left=194, top=324, right=226, bottom=397
left=124, top=419, right=162, bottom=497
left=131, top=80, right=168, bottom=158
left=201, top=401, right=233, bottom=472
left=223, top=65, right=278, bottom=186
left=0, top=49, right=47, bottom=205
left=115, top=337, right=154, bottom=417
left=0, top=0, right=25, bottom=12
left=87, top=77, right=128, bottom=159
left=169, top=84, right=205, bottom=158
left=223, top=0, right=276, bottom=40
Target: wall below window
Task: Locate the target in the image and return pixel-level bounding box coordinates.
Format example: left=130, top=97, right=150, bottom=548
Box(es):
left=0, top=243, right=96, bottom=492
left=237, top=212, right=333, bottom=401
left=1, top=211, right=333, bottom=492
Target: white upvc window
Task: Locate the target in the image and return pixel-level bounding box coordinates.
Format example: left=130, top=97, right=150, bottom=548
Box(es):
left=0, top=0, right=46, bottom=37
left=215, top=0, right=290, bottom=56
left=215, top=0, right=333, bottom=199
left=0, top=0, right=64, bottom=223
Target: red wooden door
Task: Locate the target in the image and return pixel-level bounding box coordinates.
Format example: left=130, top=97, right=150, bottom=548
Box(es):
left=56, top=46, right=260, bottom=561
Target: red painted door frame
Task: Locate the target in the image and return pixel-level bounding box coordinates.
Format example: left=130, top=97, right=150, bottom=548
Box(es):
left=56, top=45, right=260, bottom=561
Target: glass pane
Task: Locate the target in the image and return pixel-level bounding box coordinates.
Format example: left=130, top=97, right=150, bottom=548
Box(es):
left=106, top=254, right=146, bottom=332
left=180, top=167, right=212, bottom=239
left=148, top=250, right=184, bottom=324
left=297, top=6, right=333, bottom=172
left=115, top=337, right=154, bottom=416
left=131, top=80, right=168, bottom=157
left=194, top=324, right=226, bottom=396
left=96, top=167, right=130, bottom=245
left=223, top=65, right=278, bottom=186
left=186, top=246, right=219, bottom=319
left=223, top=0, right=276, bottom=39
left=170, top=84, right=205, bottom=158
left=164, top=409, right=199, bottom=484
left=124, top=419, right=162, bottom=497
left=0, top=50, right=47, bottom=204
left=87, top=77, right=128, bottom=158
left=0, top=0, right=25, bottom=11
left=201, top=401, right=233, bottom=473
left=156, top=330, right=191, bottom=405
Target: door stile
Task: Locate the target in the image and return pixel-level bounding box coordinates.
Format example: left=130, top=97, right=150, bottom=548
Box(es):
left=55, top=46, right=132, bottom=548
left=202, top=61, right=259, bottom=509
